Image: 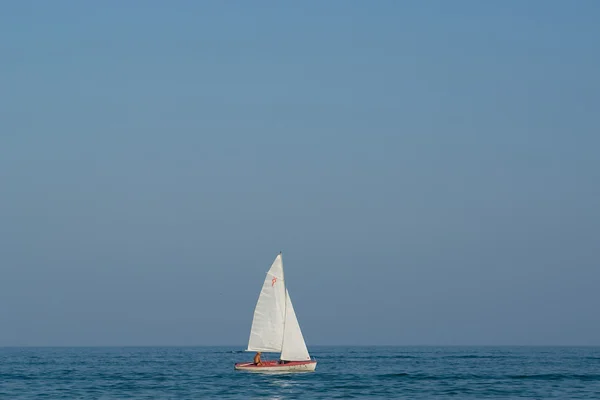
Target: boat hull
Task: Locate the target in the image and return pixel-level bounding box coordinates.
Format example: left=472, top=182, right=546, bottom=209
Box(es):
left=234, top=360, right=317, bottom=372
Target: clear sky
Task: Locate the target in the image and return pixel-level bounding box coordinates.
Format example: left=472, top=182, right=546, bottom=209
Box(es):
left=1, top=1, right=599, bottom=347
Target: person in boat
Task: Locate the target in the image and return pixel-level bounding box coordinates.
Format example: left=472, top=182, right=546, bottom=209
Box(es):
left=253, top=352, right=263, bottom=366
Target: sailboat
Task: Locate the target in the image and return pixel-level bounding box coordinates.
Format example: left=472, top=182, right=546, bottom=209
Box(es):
left=234, top=253, right=317, bottom=372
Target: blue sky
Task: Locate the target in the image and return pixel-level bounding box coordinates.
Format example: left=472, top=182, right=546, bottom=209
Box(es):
left=1, top=1, right=599, bottom=346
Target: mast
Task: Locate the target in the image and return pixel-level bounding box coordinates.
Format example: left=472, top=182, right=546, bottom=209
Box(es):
left=280, top=251, right=287, bottom=360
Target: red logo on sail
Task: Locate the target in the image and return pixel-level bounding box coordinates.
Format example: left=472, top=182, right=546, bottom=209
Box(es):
left=272, top=277, right=277, bottom=287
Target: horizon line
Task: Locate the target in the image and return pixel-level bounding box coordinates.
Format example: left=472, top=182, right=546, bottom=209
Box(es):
left=1, top=344, right=599, bottom=348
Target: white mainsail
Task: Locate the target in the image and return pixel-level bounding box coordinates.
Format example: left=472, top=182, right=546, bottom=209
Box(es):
left=245, top=253, right=311, bottom=361
left=246, top=254, right=286, bottom=353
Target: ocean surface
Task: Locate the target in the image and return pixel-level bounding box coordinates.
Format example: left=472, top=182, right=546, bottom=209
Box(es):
left=1, top=346, right=599, bottom=399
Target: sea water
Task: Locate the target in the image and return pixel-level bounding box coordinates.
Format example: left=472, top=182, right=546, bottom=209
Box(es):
left=1, top=346, right=599, bottom=399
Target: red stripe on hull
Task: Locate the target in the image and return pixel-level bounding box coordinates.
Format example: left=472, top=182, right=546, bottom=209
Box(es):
left=235, top=360, right=315, bottom=368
